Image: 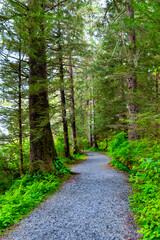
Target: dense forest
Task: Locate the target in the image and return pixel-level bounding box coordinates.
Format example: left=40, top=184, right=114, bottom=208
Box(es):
left=0, top=0, right=160, bottom=239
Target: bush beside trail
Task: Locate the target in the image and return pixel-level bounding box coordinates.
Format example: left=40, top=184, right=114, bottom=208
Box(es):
left=107, top=132, right=160, bottom=240
left=0, top=139, right=86, bottom=233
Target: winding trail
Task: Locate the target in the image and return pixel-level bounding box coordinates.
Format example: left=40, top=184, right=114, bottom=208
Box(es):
left=2, top=152, right=139, bottom=240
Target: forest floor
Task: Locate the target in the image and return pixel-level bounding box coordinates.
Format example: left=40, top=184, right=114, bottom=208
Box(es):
left=1, top=152, right=140, bottom=240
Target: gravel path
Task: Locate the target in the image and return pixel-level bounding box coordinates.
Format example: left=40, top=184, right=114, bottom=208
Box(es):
left=2, top=152, right=140, bottom=240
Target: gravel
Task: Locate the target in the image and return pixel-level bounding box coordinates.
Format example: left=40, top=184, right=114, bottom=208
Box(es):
left=1, top=152, right=140, bottom=240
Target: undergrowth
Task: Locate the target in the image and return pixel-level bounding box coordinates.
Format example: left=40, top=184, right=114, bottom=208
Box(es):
left=61, top=153, right=86, bottom=166
left=0, top=170, right=69, bottom=233
left=86, top=147, right=105, bottom=152
left=109, top=158, right=132, bottom=173
left=0, top=153, right=86, bottom=234
left=107, top=132, right=160, bottom=240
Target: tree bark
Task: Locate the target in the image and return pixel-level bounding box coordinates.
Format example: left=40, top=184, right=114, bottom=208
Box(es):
left=91, top=87, right=98, bottom=148
left=127, top=0, right=139, bottom=141
left=69, top=56, right=79, bottom=154
left=59, top=54, right=71, bottom=158
left=155, top=70, right=159, bottom=136
left=18, top=44, right=23, bottom=176
left=28, top=0, right=57, bottom=173
left=57, top=6, right=72, bottom=159
left=120, top=63, right=128, bottom=133
left=87, top=99, right=92, bottom=148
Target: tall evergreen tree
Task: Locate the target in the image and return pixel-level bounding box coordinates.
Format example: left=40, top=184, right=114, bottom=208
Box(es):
left=126, top=0, right=139, bottom=140
left=28, top=0, right=57, bottom=172
left=0, top=3, right=29, bottom=175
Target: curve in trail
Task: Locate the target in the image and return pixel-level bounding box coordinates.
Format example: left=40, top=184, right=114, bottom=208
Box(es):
left=2, top=152, right=139, bottom=240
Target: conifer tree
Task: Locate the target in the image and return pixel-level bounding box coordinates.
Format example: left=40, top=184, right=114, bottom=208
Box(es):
left=126, top=0, right=139, bottom=140
left=28, top=0, right=57, bottom=172
left=0, top=3, right=28, bottom=175
left=68, top=56, right=79, bottom=154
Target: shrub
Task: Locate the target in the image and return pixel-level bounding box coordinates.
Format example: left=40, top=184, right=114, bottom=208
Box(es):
left=130, top=158, right=160, bottom=239
left=55, top=137, right=66, bottom=156
left=108, top=132, right=160, bottom=239
left=0, top=170, right=70, bottom=232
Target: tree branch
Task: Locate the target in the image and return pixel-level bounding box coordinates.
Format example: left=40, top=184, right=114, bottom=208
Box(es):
left=45, top=0, right=67, bottom=12
left=8, top=0, right=29, bottom=10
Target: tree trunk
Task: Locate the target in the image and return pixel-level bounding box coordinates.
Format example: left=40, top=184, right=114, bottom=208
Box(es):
left=120, top=70, right=128, bottom=133
left=127, top=0, right=139, bottom=141
left=57, top=2, right=72, bottom=159
left=28, top=0, right=57, bottom=173
left=69, top=56, right=79, bottom=154
left=155, top=71, right=159, bottom=136
left=18, top=45, right=23, bottom=176
left=91, top=87, right=98, bottom=148
left=87, top=99, right=92, bottom=148
left=59, top=55, right=71, bottom=158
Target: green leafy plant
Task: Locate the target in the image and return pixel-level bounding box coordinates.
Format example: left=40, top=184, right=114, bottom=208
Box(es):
left=54, top=157, right=71, bottom=174
left=108, top=132, right=160, bottom=239
left=129, top=158, right=160, bottom=240
left=0, top=170, right=70, bottom=233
